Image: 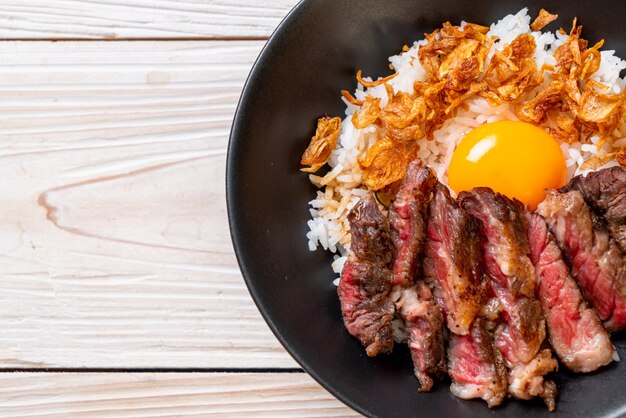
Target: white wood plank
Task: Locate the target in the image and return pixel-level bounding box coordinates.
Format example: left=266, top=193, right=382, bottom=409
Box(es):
left=0, top=373, right=360, bottom=417
left=0, top=1, right=299, bottom=39
left=0, top=40, right=298, bottom=368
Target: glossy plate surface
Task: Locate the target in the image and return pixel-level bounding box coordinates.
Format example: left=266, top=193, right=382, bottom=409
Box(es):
left=227, top=1, right=626, bottom=416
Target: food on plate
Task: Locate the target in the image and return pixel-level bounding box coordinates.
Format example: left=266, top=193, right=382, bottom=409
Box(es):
left=530, top=9, right=558, bottom=32
left=300, top=117, right=342, bottom=173
left=424, top=183, right=487, bottom=336
left=447, top=318, right=508, bottom=407
left=423, top=184, right=508, bottom=406
left=564, top=167, right=626, bottom=252
left=396, top=281, right=447, bottom=391
left=448, top=120, right=566, bottom=209
left=459, top=188, right=557, bottom=410
left=536, top=190, right=626, bottom=332
left=389, top=160, right=446, bottom=390
left=389, top=160, right=438, bottom=288
left=526, top=212, right=615, bottom=372
left=458, top=189, right=545, bottom=362
left=301, top=6, right=626, bottom=412
left=337, top=196, right=395, bottom=357
left=505, top=349, right=558, bottom=410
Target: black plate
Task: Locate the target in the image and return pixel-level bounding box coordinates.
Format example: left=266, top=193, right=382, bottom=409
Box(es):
left=226, top=1, right=626, bottom=417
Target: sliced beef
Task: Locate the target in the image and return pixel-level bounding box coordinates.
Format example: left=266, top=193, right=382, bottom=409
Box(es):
left=458, top=188, right=545, bottom=360
left=459, top=188, right=557, bottom=410
left=388, top=160, right=446, bottom=390
left=447, top=319, right=508, bottom=408
left=424, top=184, right=505, bottom=406
left=490, top=291, right=549, bottom=372
left=424, top=183, right=487, bottom=336
left=338, top=195, right=395, bottom=356
left=389, top=160, right=438, bottom=287
left=536, top=189, right=626, bottom=332
left=527, top=212, right=614, bottom=372
left=397, top=282, right=447, bottom=391
left=508, top=349, right=558, bottom=412
left=564, top=167, right=626, bottom=252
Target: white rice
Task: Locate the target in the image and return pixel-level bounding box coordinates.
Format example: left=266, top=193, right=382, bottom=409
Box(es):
left=306, top=8, right=626, bottom=282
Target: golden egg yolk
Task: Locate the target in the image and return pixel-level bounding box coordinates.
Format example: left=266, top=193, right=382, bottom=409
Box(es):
left=448, top=120, right=566, bottom=209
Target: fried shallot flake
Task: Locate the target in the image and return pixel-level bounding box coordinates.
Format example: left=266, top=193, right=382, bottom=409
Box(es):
left=300, top=116, right=341, bottom=173
left=566, top=80, right=625, bottom=146
left=341, top=90, right=363, bottom=106
left=359, top=137, right=409, bottom=190
left=576, top=85, right=623, bottom=125
left=579, top=152, right=617, bottom=171
left=356, top=69, right=399, bottom=88
left=580, top=41, right=603, bottom=79
left=418, top=22, right=489, bottom=83
left=516, top=80, right=564, bottom=123
left=481, top=34, right=539, bottom=105
left=553, top=19, right=589, bottom=78
left=379, top=89, right=427, bottom=141
left=438, top=38, right=481, bottom=79
left=530, top=9, right=558, bottom=31
left=352, top=96, right=381, bottom=129
left=550, top=112, right=581, bottom=144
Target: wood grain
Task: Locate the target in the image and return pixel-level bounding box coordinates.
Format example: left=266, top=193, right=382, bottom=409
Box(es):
left=0, top=1, right=299, bottom=40
left=0, top=372, right=360, bottom=417
left=0, top=40, right=298, bottom=368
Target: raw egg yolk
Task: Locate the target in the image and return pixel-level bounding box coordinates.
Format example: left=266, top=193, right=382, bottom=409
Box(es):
left=448, top=120, right=566, bottom=209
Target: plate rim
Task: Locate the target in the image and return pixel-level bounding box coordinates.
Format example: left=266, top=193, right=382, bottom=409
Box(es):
left=225, top=2, right=626, bottom=417
left=225, top=0, right=369, bottom=416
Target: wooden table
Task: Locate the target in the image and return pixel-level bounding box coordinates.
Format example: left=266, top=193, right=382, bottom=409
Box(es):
left=0, top=1, right=359, bottom=415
